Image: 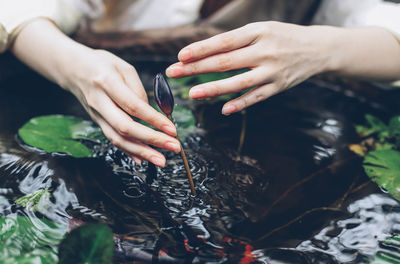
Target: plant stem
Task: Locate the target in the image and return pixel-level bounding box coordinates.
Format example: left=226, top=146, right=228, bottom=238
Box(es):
left=237, top=110, right=247, bottom=154
left=258, top=156, right=358, bottom=220
left=168, top=115, right=196, bottom=195
left=254, top=207, right=346, bottom=245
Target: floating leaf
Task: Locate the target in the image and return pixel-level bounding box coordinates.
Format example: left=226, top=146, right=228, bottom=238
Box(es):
left=363, top=150, right=400, bottom=200
left=15, top=189, right=51, bottom=212
left=18, top=115, right=106, bottom=158
left=373, top=235, right=400, bottom=263
left=58, top=223, right=114, bottom=264
left=0, top=215, right=67, bottom=264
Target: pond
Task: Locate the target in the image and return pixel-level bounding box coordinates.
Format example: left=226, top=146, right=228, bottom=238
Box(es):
left=1, top=54, right=400, bottom=263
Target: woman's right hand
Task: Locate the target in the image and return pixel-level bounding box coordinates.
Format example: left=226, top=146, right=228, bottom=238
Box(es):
left=12, top=19, right=180, bottom=167
left=63, top=49, right=181, bottom=167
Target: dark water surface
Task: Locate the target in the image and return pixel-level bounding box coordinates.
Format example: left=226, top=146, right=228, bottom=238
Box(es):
left=1, top=58, right=400, bottom=263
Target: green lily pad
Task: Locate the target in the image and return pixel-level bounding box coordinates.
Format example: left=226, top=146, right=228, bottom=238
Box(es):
left=18, top=115, right=106, bottom=158
left=15, top=189, right=51, bottom=212
left=58, top=223, right=114, bottom=264
left=363, top=150, right=400, bottom=200
left=0, top=215, right=67, bottom=264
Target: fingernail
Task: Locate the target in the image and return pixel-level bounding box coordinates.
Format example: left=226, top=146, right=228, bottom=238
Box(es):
left=162, top=124, right=177, bottom=136
left=166, top=65, right=183, bottom=77
left=165, top=141, right=181, bottom=153
left=150, top=156, right=165, bottom=167
left=189, top=87, right=205, bottom=98
left=133, top=157, right=142, bottom=165
left=179, top=49, right=191, bottom=61
left=222, top=105, right=236, bottom=115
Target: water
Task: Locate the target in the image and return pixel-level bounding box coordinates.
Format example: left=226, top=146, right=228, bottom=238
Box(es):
left=1, top=57, right=400, bottom=263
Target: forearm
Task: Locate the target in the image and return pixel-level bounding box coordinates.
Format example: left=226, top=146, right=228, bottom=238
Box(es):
left=10, top=18, right=88, bottom=89
left=323, top=26, right=400, bottom=81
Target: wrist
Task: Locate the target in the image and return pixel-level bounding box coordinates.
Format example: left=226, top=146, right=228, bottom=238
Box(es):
left=312, top=26, right=400, bottom=80
left=11, top=18, right=90, bottom=90
left=53, top=41, right=94, bottom=91
left=305, top=25, right=345, bottom=75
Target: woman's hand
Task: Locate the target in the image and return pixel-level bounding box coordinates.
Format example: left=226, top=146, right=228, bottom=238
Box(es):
left=62, top=49, right=181, bottom=167
left=166, top=22, right=400, bottom=115
left=166, top=22, right=331, bottom=115
left=12, top=19, right=181, bottom=167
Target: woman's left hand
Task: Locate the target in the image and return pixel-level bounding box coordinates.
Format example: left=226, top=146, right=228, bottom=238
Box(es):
left=167, top=21, right=400, bottom=116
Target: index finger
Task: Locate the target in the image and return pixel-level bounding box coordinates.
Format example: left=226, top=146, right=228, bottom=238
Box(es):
left=114, top=59, right=149, bottom=103
left=176, top=25, right=257, bottom=64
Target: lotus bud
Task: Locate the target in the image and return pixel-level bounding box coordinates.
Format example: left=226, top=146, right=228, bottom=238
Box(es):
left=154, top=73, right=174, bottom=116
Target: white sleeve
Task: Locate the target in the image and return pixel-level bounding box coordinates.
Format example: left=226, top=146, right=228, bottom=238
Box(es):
left=313, top=0, right=400, bottom=42
left=313, top=0, right=400, bottom=87
left=0, top=0, right=83, bottom=53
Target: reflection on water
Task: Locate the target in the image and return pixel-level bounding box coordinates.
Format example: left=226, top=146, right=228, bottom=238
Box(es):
left=298, top=194, right=400, bottom=263
left=1, top=60, right=400, bottom=263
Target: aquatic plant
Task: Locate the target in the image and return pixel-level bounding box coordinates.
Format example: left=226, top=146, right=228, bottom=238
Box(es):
left=154, top=73, right=174, bottom=115
left=18, top=115, right=105, bottom=158
left=58, top=223, right=114, bottom=264
left=350, top=114, right=400, bottom=200
left=15, top=189, right=51, bottom=212
left=363, top=150, right=400, bottom=200
left=154, top=73, right=196, bottom=195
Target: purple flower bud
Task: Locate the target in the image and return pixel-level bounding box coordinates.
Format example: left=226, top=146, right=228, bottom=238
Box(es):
left=154, top=73, right=174, bottom=116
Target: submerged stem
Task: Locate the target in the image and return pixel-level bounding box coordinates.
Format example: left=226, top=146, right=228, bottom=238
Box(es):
left=254, top=207, right=347, bottom=245
left=168, top=115, right=196, bottom=195
left=259, top=156, right=358, bottom=220
left=237, top=110, right=247, bottom=154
